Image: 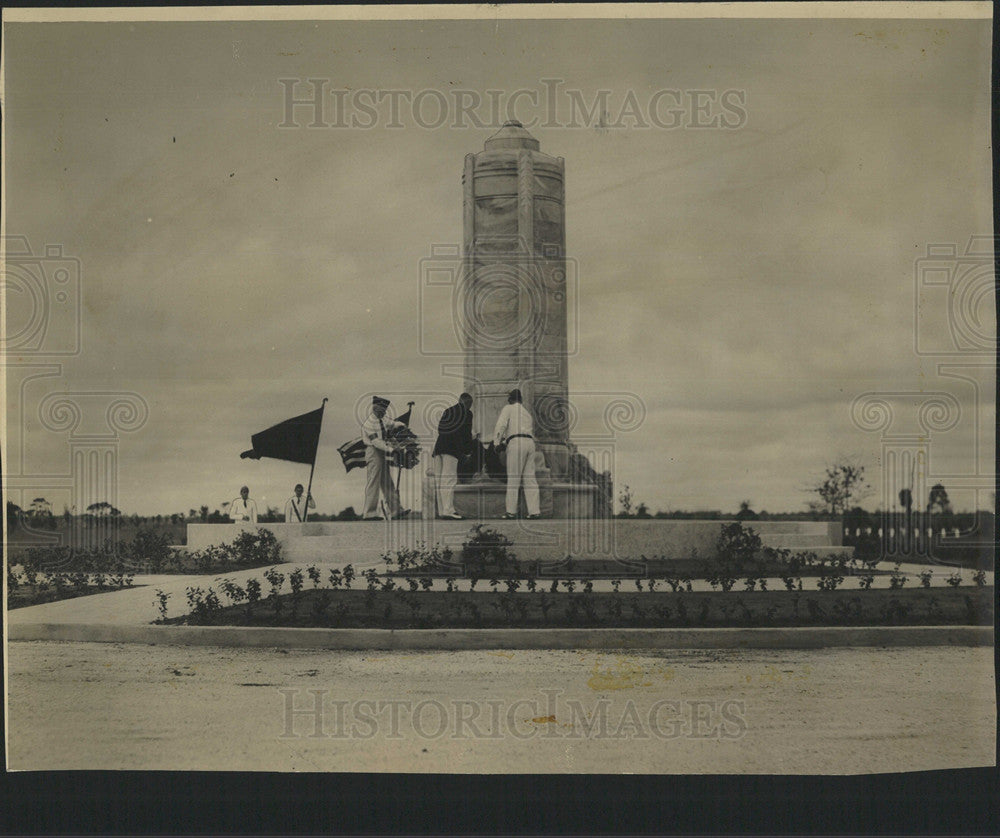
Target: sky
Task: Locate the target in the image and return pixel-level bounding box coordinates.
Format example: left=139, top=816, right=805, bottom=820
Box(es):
left=2, top=8, right=994, bottom=517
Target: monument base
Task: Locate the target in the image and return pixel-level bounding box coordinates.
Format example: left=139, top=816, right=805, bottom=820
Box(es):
left=185, top=519, right=844, bottom=567
left=422, top=458, right=606, bottom=519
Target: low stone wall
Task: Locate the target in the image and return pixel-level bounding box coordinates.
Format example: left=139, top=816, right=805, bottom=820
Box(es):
left=186, top=519, right=843, bottom=566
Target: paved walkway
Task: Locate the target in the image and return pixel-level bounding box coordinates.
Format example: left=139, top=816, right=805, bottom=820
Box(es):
left=6, top=641, right=995, bottom=773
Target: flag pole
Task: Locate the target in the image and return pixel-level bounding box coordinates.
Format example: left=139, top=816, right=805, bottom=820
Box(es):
left=394, top=401, right=415, bottom=496
left=302, top=398, right=328, bottom=523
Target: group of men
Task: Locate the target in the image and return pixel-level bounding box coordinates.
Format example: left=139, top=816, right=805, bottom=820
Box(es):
left=365, top=389, right=540, bottom=521
left=226, top=483, right=314, bottom=524
left=228, top=390, right=542, bottom=523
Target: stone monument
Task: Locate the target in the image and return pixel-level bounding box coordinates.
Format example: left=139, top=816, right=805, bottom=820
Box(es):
left=424, top=121, right=611, bottom=519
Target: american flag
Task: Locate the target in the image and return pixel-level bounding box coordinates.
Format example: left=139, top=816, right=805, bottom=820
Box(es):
left=337, top=438, right=367, bottom=473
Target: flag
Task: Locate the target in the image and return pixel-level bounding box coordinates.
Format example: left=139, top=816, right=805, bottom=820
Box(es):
left=337, top=438, right=367, bottom=473
left=396, top=400, right=415, bottom=427
left=240, top=403, right=326, bottom=465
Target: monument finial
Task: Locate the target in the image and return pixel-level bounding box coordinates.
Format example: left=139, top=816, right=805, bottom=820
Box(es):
left=484, top=120, right=540, bottom=151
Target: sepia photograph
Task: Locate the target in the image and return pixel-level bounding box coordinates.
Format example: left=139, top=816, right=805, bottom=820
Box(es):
left=2, top=1, right=995, bottom=786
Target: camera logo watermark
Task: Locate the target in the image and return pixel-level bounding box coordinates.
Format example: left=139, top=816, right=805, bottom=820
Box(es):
left=419, top=239, right=578, bottom=358
left=2, top=236, right=150, bottom=550
left=1, top=236, right=82, bottom=356
left=278, top=79, right=748, bottom=131
left=847, top=236, right=996, bottom=560
left=279, top=688, right=747, bottom=741
left=914, top=237, right=995, bottom=357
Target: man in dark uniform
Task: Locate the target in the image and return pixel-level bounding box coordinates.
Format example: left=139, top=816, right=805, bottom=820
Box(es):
left=432, top=392, right=474, bottom=520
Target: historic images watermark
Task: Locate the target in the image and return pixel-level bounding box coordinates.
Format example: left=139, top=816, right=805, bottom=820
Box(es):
left=278, top=688, right=748, bottom=741
left=278, top=79, right=748, bottom=131
left=2, top=235, right=149, bottom=550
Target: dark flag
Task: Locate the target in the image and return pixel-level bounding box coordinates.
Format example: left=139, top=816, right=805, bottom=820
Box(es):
left=338, top=438, right=367, bottom=473
left=240, top=404, right=325, bottom=465
left=396, top=400, right=415, bottom=427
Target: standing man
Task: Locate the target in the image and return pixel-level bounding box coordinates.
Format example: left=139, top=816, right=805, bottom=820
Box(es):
left=361, top=396, right=410, bottom=520
left=432, top=392, right=474, bottom=520
left=228, top=486, right=258, bottom=524
left=493, top=389, right=541, bottom=519
left=284, top=483, right=316, bottom=523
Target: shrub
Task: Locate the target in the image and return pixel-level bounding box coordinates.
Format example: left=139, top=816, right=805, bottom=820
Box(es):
left=888, top=565, right=907, bottom=589
left=219, top=578, right=246, bottom=607
left=709, top=523, right=761, bottom=592
left=245, top=578, right=262, bottom=613
left=154, top=589, right=170, bottom=622
left=127, top=527, right=173, bottom=571
left=263, top=568, right=286, bottom=614
left=461, top=524, right=516, bottom=577
left=231, top=528, right=283, bottom=566
left=716, top=522, right=762, bottom=570
left=816, top=559, right=845, bottom=591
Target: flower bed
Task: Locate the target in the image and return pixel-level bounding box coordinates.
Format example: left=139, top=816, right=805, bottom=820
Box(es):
left=7, top=573, right=136, bottom=609
left=8, top=527, right=283, bottom=577
left=163, top=584, right=993, bottom=629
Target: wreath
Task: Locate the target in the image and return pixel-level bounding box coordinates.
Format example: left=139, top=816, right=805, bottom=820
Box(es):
left=386, top=424, right=421, bottom=470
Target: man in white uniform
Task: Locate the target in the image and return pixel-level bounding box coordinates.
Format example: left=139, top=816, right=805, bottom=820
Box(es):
left=284, top=483, right=316, bottom=523
left=492, top=389, right=541, bottom=519
left=228, top=486, right=258, bottom=524
left=361, top=396, right=410, bottom=520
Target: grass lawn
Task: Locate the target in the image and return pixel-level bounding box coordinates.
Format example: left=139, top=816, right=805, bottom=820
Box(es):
left=169, top=585, right=993, bottom=629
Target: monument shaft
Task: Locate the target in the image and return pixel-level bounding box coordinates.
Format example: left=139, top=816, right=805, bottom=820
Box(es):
left=461, top=121, right=571, bottom=476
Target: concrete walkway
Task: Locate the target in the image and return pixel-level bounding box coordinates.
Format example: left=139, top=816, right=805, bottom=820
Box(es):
left=7, top=641, right=996, bottom=773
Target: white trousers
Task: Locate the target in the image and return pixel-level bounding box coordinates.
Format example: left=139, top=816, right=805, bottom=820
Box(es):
left=363, top=449, right=400, bottom=518
left=435, top=454, right=459, bottom=516
left=505, top=436, right=540, bottom=516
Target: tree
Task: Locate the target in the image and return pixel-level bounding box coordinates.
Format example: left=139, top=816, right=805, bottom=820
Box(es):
left=86, top=501, right=121, bottom=517
left=735, top=500, right=758, bottom=521
left=809, top=459, right=871, bottom=516
left=928, top=484, right=952, bottom=514
left=259, top=505, right=282, bottom=523
left=618, top=484, right=634, bottom=518
left=30, top=497, right=53, bottom=517
left=7, top=501, right=24, bottom=527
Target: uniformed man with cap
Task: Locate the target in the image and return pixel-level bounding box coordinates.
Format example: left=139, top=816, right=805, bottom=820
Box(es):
left=284, top=483, right=316, bottom=523
left=361, top=396, right=410, bottom=520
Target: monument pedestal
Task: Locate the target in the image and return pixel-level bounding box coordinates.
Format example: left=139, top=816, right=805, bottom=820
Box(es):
left=422, top=456, right=606, bottom=520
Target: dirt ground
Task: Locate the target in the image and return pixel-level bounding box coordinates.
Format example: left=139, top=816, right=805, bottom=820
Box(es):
left=6, top=641, right=995, bottom=774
